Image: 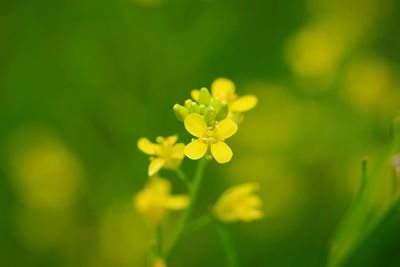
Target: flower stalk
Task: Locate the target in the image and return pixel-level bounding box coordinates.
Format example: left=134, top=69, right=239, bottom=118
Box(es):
left=215, top=220, right=240, bottom=267
left=166, top=157, right=208, bottom=259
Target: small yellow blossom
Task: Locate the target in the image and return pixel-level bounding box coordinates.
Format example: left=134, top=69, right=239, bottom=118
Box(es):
left=134, top=176, right=189, bottom=226
left=213, top=183, right=263, bottom=223
left=184, top=113, right=238, bottom=164
left=153, top=257, right=166, bottom=267
left=137, top=135, right=185, bottom=176
left=192, top=78, right=258, bottom=114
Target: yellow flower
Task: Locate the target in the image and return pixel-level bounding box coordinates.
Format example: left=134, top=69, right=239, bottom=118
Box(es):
left=153, top=257, right=166, bottom=267
left=134, top=176, right=189, bottom=226
left=137, top=135, right=185, bottom=176
left=213, top=183, right=263, bottom=223
left=184, top=113, right=238, bottom=164
left=192, top=78, right=258, bottom=114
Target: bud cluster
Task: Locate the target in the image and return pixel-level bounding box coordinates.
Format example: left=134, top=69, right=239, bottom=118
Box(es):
left=173, top=88, right=228, bottom=126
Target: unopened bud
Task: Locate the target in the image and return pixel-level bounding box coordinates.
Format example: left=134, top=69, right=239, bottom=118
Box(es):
left=173, top=104, right=189, bottom=121
left=198, top=87, right=211, bottom=106
left=191, top=102, right=200, bottom=113
left=184, top=99, right=194, bottom=110
left=210, top=97, right=222, bottom=110
left=199, top=104, right=207, bottom=115
left=231, top=112, right=244, bottom=125
left=204, top=107, right=217, bottom=125
left=216, top=103, right=229, bottom=121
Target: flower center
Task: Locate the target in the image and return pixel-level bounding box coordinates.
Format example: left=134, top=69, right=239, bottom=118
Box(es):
left=201, top=128, right=217, bottom=145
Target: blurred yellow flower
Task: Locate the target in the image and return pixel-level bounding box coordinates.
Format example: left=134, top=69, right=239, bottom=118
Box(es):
left=285, top=23, right=346, bottom=79
left=138, top=135, right=185, bottom=176
left=343, top=56, right=396, bottom=113
left=9, top=128, right=82, bottom=210
left=153, top=257, right=166, bottom=267
left=184, top=113, right=238, bottom=163
left=134, top=176, right=189, bottom=226
left=213, top=183, right=263, bottom=223
left=192, top=78, right=258, bottom=114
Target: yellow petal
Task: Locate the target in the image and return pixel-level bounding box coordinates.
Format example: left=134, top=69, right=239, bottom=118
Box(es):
left=172, top=143, right=185, bottom=159
left=184, top=113, right=207, bottom=138
left=184, top=140, right=208, bottom=160
left=166, top=135, right=178, bottom=145
left=134, top=190, right=149, bottom=213
left=231, top=95, right=258, bottom=112
left=165, top=195, right=190, bottom=210
left=137, top=138, right=160, bottom=155
left=215, top=119, right=238, bottom=140
left=156, top=136, right=165, bottom=143
left=211, top=142, right=233, bottom=163
left=229, top=183, right=259, bottom=196
left=150, top=176, right=171, bottom=195
left=245, top=195, right=263, bottom=208
left=191, top=89, right=200, bottom=101
left=211, top=78, right=236, bottom=102
left=148, top=158, right=166, bottom=176
left=241, top=209, right=264, bottom=222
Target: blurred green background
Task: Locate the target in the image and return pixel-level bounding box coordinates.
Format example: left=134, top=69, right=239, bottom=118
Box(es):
left=1, top=0, right=400, bottom=266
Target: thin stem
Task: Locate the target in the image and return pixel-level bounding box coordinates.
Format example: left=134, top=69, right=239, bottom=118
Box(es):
left=166, top=158, right=209, bottom=259
left=329, top=158, right=369, bottom=246
left=175, top=167, right=190, bottom=188
left=328, top=198, right=400, bottom=267
left=215, top=221, right=240, bottom=267
left=184, top=213, right=213, bottom=234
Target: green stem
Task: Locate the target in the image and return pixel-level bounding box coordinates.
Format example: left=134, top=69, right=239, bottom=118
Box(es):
left=184, top=213, right=213, bottom=234
left=175, top=167, right=190, bottom=188
left=215, top=221, right=240, bottom=267
left=329, top=158, right=369, bottom=246
left=328, top=198, right=400, bottom=267
left=166, top=158, right=208, bottom=259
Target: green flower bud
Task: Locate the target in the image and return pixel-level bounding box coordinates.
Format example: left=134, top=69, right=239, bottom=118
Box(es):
left=204, top=106, right=217, bottom=125
left=191, top=102, right=200, bottom=113
left=199, top=104, right=207, bottom=115
left=231, top=112, right=244, bottom=125
left=173, top=104, right=189, bottom=121
left=216, top=103, right=229, bottom=121
left=210, top=97, right=222, bottom=110
left=184, top=99, right=194, bottom=110
left=198, top=87, right=211, bottom=106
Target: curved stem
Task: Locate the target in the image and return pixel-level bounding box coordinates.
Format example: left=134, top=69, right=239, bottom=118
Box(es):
left=184, top=213, right=213, bottom=234
left=215, top=221, right=240, bottom=267
left=166, top=158, right=209, bottom=259
left=329, top=158, right=369, bottom=246
left=175, top=167, right=190, bottom=188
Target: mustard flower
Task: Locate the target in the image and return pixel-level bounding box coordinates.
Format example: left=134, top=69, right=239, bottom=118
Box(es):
left=183, top=113, right=238, bottom=164
left=134, top=176, right=189, bottom=226
left=192, top=78, right=258, bottom=114
left=137, top=135, right=185, bottom=176
left=213, top=183, right=263, bottom=223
